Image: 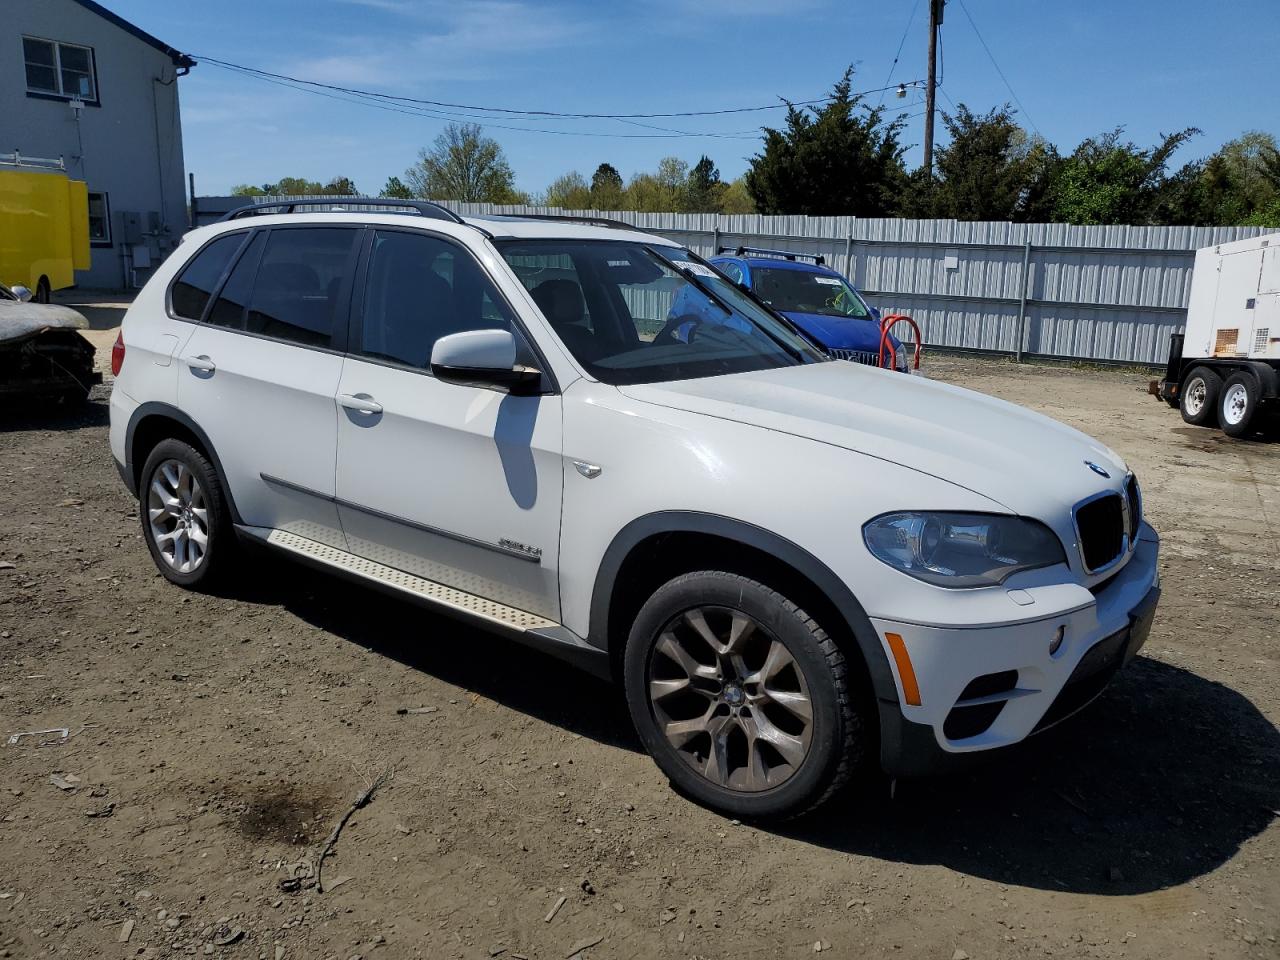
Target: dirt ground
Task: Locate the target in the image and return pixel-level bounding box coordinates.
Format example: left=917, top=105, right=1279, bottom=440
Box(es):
left=1, top=332, right=1278, bottom=960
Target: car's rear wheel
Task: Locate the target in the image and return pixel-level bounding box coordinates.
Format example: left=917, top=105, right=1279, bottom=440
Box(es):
left=139, top=438, right=233, bottom=588
left=623, top=571, right=863, bottom=820
left=1180, top=366, right=1221, bottom=426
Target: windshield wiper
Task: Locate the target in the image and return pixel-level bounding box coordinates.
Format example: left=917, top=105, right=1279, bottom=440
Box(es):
left=642, top=246, right=733, bottom=318
left=644, top=246, right=814, bottom=363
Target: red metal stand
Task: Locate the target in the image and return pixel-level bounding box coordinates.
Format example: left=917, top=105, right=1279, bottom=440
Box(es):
left=878, top=314, right=923, bottom=371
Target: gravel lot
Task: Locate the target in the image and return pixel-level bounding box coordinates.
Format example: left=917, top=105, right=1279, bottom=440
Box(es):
left=1, top=336, right=1278, bottom=960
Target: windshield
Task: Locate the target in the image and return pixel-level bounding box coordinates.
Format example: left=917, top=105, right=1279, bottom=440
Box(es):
left=496, top=240, right=826, bottom=386
left=752, top=267, right=871, bottom=320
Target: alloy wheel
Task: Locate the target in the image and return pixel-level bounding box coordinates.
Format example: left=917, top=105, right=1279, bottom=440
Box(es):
left=647, top=605, right=813, bottom=792
left=147, top=459, right=210, bottom=574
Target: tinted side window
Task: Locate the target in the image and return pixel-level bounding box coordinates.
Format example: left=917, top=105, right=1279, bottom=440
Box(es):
left=359, top=231, right=512, bottom=369
left=243, top=229, right=357, bottom=347
left=170, top=234, right=245, bottom=320
left=206, top=233, right=266, bottom=330
left=720, top=261, right=744, bottom=284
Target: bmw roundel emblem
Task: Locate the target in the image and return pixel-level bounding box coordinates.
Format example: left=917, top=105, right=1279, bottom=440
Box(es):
left=1084, top=460, right=1110, bottom=479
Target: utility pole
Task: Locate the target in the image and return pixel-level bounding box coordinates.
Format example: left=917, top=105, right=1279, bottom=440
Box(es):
left=923, top=0, right=944, bottom=178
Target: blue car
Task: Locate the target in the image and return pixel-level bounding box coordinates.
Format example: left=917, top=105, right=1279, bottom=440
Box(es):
left=672, top=247, right=909, bottom=371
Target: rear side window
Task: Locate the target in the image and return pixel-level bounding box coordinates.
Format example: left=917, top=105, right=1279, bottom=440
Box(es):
left=239, top=228, right=358, bottom=347
left=358, top=230, right=512, bottom=369
left=206, top=233, right=266, bottom=330
left=170, top=234, right=245, bottom=321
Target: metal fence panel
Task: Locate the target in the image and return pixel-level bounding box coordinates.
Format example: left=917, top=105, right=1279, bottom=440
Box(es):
left=212, top=195, right=1276, bottom=364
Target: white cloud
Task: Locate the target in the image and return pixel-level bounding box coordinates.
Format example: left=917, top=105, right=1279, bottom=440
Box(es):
left=290, top=1, right=594, bottom=88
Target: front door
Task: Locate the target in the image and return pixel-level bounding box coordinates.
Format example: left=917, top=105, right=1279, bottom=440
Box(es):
left=334, top=228, right=563, bottom=620
left=177, top=225, right=361, bottom=548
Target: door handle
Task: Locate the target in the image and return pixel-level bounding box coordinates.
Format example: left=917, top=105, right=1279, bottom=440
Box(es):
left=185, top=354, right=216, bottom=373
left=338, top=393, right=383, bottom=415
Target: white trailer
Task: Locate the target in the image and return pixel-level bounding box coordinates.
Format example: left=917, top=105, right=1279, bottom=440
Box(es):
left=1155, top=233, right=1280, bottom=437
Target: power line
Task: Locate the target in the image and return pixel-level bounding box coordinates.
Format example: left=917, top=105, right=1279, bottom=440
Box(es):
left=954, top=0, right=1039, bottom=134
left=200, top=59, right=762, bottom=140
left=192, top=53, right=907, bottom=120
left=877, top=0, right=922, bottom=106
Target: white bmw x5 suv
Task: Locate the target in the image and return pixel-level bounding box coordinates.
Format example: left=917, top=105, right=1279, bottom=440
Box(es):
left=109, top=200, right=1160, bottom=819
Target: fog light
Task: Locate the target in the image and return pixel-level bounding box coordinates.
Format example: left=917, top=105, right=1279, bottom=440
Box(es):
left=1049, top=625, right=1066, bottom=656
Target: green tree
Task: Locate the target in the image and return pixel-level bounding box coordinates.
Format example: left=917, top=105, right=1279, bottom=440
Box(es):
left=620, top=159, right=688, bottom=212
left=231, top=177, right=357, bottom=197
left=718, top=177, right=756, bottom=214
left=924, top=104, right=1060, bottom=221
left=403, top=123, right=521, bottom=202
left=1047, top=127, right=1199, bottom=224
left=271, top=176, right=324, bottom=196
left=380, top=175, right=414, bottom=199
left=681, top=155, right=722, bottom=212
left=622, top=173, right=672, bottom=212
left=543, top=171, right=593, bottom=208
left=590, top=163, right=624, bottom=209
left=1155, top=132, right=1280, bottom=225
left=322, top=176, right=359, bottom=196
left=745, top=66, right=907, bottom=215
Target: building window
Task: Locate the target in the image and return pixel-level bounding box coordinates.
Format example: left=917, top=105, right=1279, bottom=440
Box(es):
left=87, top=192, right=111, bottom=246
left=23, top=37, right=97, bottom=102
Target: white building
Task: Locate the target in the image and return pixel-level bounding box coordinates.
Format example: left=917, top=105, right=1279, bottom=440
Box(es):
left=1, top=0, right=194, bottom=289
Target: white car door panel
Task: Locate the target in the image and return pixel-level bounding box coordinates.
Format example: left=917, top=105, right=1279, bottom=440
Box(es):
left=333, top=228, right=563, bottom=620
left=335, top=358, right=562, bottom=619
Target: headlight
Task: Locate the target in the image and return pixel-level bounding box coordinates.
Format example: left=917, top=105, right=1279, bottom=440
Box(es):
left=863, top=512, right=1066, bottom=588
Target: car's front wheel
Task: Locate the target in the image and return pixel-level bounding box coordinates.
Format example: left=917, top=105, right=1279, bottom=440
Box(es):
left=139, top=438, right=233, bottom=588
left=623, top=571, right=864, bottom=819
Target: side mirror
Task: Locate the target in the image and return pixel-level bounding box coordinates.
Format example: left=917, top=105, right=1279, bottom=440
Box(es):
left=11, top=285, right=33, bottom=303
left=429, top=329, right=542, bottom=395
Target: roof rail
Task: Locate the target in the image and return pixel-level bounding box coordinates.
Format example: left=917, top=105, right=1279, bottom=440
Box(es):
left=717, top=245, right=825, bottom=266
left=496, top=213, right=652, bottom=232
left=218, top=197, right=465, bottom=224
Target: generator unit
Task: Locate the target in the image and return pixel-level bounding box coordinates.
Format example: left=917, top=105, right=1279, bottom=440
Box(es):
left=1154, top=233, right=1280, bottom=437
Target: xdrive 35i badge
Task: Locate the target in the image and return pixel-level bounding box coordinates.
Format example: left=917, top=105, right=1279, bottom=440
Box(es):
left=498, top=538, right=543, bottom=560
left=1084, top=460, right=1110, bottom=478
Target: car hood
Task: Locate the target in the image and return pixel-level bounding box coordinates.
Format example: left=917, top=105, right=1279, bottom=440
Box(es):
left=780, top=311, right=896, bottom=351
left=618, top=361, right=1127, bottom=516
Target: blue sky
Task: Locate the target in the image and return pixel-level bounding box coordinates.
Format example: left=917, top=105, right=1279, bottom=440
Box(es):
left=110, top=0, right=1279, bottom=197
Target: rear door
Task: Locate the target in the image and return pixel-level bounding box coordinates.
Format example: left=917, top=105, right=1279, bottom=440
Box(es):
left=333, top=227, right=564, bottom=620
left=177, top=225, right=361, bottom=547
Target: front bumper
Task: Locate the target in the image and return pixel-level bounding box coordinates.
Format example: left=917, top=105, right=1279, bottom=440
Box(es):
left=875, top=529, right=1160, bottom=777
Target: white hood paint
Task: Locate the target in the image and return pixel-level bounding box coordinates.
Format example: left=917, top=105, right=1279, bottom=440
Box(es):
left=620, top=361, right=1128, bottom=516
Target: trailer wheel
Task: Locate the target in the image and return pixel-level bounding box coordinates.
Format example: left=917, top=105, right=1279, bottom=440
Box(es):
left=1220, top=371, right=1261, bottom=438
left=1180, top=367, right=1222, bottom=426
left=35, top=277, right=51, bottom=304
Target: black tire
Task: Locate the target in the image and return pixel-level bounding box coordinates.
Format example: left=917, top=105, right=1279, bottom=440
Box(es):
left=623, top=571, right=864, bottom=820
left=1219, top=371, right=1261, bottom=438
left=1180, top=366, right=1222, bottom=426
left=35, top=277, right=51, bottom=304
left=138, top=438, right=235, bottom=589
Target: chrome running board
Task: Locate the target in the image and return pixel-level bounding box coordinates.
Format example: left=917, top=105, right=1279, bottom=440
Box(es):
left=235, top=526, right=610, bottom=678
